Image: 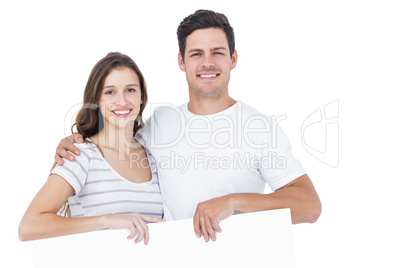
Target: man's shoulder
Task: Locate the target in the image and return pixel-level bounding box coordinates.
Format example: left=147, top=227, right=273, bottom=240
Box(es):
left=138, top=103, right=187, bottom=145
left=146, top=103, right=187, bottom=123
left=154, top=103, right=186, bottom=115
left=238, top=101, right=273, bottom=121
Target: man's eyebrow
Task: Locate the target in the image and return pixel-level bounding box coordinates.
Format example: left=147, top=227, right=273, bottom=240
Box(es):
left=211, top=46, right=227, bottom=52
left=188, top=48, right=203, bottom=54
left=187, top=47, right=228, bottom=54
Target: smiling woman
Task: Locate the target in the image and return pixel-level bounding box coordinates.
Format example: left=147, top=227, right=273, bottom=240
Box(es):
left=73, top=53, right=148, bottom=140
left=18, top=52, right=165, bottom=244
left=98, top=68, right=142, bottom=132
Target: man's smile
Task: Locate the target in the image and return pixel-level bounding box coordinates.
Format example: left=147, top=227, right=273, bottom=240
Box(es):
left=197, top=73, right=220, bottom=81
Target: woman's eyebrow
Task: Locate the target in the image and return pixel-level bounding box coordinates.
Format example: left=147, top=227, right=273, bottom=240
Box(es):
left=126, top=84, right=140, bottom=88
left=103, top=83, right=139, bottom=89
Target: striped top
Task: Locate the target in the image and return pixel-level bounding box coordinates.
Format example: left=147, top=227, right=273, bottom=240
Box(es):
left=51, top=142, right=163, bottom=218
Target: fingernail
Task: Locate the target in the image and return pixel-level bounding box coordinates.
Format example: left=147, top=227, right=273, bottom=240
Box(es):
left=75, top=151, right=80, bottom=155
left=58, top=160, right=63, bottom=165
left=69, top=156, right=74, bottom=161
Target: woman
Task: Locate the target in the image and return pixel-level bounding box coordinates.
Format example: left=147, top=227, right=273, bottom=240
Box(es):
left=18, top=52, right=164, bottom=244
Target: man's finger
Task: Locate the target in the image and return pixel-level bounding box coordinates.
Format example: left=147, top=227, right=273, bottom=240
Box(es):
left=57, top=148, right=76, bottom=162
left=193, top=211, right=201, bottom=238
left=71, top=133, right=84, bottom=143
left=212, top=220, right=222, bottom=234
left=204, top=217, right=216, bottom=242
left=199, top=216, right=210, bottom=242
left=50, top=162, right=57, bottom=172
left=61, top=139, right=81, bottom=156
left=55, top=139, right=81, bottom=163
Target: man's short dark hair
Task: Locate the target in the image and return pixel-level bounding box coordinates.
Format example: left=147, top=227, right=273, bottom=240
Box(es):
left=177, top=9, right=235, bottom=59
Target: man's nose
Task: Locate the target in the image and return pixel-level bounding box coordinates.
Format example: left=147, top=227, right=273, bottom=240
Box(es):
left=201, top=55, right=215, bottom=69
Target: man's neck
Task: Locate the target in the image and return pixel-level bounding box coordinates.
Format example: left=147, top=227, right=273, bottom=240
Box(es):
left=188, top=93, right=237, bottom=115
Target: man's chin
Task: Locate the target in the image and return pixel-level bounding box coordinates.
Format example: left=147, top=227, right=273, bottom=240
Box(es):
left=190, top=87, right=224, bottom=98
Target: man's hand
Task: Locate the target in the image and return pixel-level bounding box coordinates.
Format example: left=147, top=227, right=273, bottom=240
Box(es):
left=193, top=194, right=237, bottom=242
left=51, top=133, right=84, bottom=171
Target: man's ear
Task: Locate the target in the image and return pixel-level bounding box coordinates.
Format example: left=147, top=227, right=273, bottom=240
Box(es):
left=178, top=52, right=186, bottom=72
left=230, top=49, right=238, bottom=70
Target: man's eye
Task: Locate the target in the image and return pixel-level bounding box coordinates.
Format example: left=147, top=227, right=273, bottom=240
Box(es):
left=191, top=53, right=201, bottom=57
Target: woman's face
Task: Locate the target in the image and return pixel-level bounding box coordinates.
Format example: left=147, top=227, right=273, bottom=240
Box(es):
left=99, top=68, right=142, bottom=131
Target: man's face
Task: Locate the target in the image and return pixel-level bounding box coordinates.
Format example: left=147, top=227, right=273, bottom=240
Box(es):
left=178, top=28, right=237, bottom=98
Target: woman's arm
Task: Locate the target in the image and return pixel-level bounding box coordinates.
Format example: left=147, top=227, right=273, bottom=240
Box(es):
left=18, top=174, right=164, bottom=244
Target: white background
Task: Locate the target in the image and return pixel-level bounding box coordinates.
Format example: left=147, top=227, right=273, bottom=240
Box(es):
left=1, top=0, right=401, bottom=267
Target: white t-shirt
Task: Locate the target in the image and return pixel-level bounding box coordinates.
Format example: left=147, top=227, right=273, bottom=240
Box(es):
left=137, top=101, right=306, bottom=220
left=51, top=142, right=163, bottom=218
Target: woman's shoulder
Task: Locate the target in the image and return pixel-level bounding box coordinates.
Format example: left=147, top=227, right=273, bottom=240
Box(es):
left=73, top=141, right=97, bottom=150
left=72, top=141, right=101, bottom=159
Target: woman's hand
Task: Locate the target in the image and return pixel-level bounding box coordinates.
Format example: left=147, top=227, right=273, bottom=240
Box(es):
left=105, top=213, right=165, bottom=245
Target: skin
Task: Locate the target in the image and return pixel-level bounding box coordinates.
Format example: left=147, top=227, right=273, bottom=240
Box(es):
left=53, top=28, right=321, bottom=243
left=179, top=28, right=321, bottom=242
left=178, top=28, right=238, bottom=115
left=19, top=68, right=165, bottom=243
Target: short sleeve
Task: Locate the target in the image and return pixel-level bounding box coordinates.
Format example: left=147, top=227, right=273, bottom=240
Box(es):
left=135, top=117, right=151, bottom=149
left=257, top=123, right=306, bottom=191
left=51, top=144, right=90, bottom=195
left=145, top=148, right=159, bottom=183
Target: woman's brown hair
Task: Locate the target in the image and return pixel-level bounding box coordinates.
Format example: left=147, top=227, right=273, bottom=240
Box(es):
left=73, top=52, right=148, bottom=139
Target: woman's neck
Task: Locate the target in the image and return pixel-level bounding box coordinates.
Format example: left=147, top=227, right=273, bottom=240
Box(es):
left=90, top=124, right=140, bottom=157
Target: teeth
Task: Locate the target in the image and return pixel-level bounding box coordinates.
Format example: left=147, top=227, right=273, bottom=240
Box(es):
left=200, top=74, right=217, bottom=78
left=113, top=110, right=130, bottom=115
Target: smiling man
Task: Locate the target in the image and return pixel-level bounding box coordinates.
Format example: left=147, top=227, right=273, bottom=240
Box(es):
left=139, top=10, right=321, bottom=241
left=179, top=27, right=237, bottom=103
left=55, top=9, right=321, bottom=243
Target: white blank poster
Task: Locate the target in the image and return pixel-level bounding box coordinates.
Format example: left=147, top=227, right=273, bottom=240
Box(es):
left=30, top=209, right=295, bottom=268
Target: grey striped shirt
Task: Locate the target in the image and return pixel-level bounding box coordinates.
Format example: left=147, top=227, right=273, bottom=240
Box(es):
left=51, top=142, right=163, bottom=218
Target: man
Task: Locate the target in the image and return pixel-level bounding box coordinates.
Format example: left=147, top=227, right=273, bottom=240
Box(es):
left=55, top=9, right=321, bottom=242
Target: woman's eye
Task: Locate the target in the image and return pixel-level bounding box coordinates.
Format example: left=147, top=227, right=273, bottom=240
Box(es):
left=105, top=90, right=114, bottom=95
left=127, top=88, right=136, bottom=93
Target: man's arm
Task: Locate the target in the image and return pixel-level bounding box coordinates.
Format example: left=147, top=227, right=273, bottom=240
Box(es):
left=193, top=174, right=321, bottom=242
left=52, top=133, right=84, bottom=169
